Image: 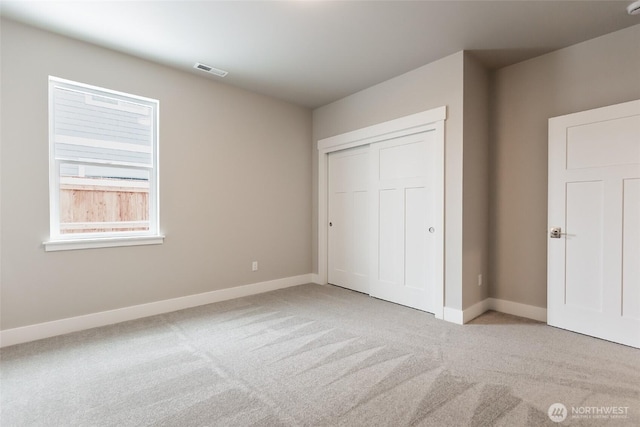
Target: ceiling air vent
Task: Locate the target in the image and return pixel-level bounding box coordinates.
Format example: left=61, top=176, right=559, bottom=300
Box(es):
left=193, top=62, right=228, bottom=77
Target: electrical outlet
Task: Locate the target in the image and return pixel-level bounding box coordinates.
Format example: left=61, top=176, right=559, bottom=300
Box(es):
left=252, top=261, right=258, bottom=272
left=478, top=274, right=483, bottom=286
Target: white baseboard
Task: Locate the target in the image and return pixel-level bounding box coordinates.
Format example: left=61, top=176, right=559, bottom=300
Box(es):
left=443, top=299, right=491, bottom=325
left=463, top=299, right=492, bottom=323
left=0, top=274, right=312, bottom=348
left=311, top=273, right=323, bottom=285
left=443, top=298, right=546, bottom=325
left=486, top=297, right=547, bottom=322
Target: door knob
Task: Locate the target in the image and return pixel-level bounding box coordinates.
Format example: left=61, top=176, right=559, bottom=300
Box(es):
left=549, top=227, right=565, bottom=238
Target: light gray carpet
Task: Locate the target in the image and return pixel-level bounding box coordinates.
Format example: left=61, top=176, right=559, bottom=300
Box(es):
left=1, top=284, right=638, bottom=426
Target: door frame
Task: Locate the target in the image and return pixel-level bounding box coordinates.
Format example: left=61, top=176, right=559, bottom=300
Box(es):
left=317, top=106, right=447, bottom=319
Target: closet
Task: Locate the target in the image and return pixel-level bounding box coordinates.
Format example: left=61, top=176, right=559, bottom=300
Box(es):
left=320, top=107, right=445, bottom=314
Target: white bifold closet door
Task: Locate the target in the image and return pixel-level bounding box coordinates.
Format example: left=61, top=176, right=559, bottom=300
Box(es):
left=369, top=132, right=440, bottom=313
left=328, top=146, right=370, bottom=294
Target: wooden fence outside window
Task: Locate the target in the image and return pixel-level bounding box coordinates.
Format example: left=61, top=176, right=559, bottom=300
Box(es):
left=59, top=177, right=149, bottom=234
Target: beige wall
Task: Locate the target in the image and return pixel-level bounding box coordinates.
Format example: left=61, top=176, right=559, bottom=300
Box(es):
left=489, top=24, right=640, bottom=308
left=3, top=17, right=637, bottom=332
left=462, top=52, right=490, bottom=309
left=313, top=52, right=467, bottom=310
left=0, top=19, right=312, bottom=330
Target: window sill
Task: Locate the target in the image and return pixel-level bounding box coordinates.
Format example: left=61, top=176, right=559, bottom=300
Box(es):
left=43, top=235, right=164, bottom=252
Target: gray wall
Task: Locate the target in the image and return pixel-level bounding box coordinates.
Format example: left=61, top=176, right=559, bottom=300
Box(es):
left=0, top=19, right=312, bottom=330
left=462, top=52, right=490, bottom=309
left=489, top=24, right=640, bottom=308
left=3, top=17, right=638, bottom=331
left=312, top=51, right=492, bottom=312
left=313, top=52, right=467, bottom=310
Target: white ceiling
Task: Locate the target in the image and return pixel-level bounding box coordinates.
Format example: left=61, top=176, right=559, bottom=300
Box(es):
left=2, top=1, right=638, bottom=108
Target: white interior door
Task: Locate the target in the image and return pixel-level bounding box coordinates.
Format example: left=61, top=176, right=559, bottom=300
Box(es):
left=369, top=131, right=442, bottom=313
left=328, top=146, right=370, bottom=293
left=548, top=99, right=640, bottom=348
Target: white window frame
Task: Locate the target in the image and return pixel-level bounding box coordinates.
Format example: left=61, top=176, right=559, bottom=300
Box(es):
left=44, top=76, right=163, bottom=251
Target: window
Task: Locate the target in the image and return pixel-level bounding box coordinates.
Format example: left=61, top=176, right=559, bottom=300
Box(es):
left=45, top=77, right=162, bottom=251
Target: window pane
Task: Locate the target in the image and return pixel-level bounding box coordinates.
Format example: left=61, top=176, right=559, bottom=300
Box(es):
left=59, top=163, right=150, bottom=234
left=53, top=87, right=153, bottom=167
